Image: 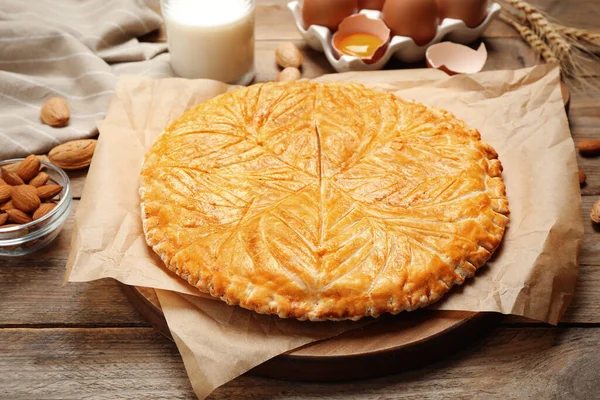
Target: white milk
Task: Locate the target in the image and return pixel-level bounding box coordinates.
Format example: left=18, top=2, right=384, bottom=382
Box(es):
left=162, top=0, right=255, bottom=84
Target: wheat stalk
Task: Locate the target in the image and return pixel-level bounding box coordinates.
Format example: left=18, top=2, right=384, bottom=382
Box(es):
left=501, top=0, right=572, bottom=64
left=499, top=13, right=558, bottom=63
left=551, top=24, right=600, bottom=44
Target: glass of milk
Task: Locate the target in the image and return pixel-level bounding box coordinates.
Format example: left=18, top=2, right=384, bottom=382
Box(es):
left=161, top=0, right=255, bottom=85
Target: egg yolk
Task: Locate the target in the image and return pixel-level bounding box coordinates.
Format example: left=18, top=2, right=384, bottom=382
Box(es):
left=334, top=33, right=384, bottom=58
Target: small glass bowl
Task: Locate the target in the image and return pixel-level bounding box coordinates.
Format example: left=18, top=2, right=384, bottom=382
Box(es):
left=0, top=159, right=72, bottom=256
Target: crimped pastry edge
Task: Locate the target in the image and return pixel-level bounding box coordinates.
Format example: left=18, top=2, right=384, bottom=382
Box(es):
left=139, top=82, right=509, bottom=321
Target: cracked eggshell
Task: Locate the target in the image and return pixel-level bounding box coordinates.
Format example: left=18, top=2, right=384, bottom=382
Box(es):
left=425, top=42, right=487, bottom=75
left=332, top=13, right=391, bottom=63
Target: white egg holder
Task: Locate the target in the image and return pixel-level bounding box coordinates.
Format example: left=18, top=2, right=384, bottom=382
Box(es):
left=287, top=1, right=501, bottom=72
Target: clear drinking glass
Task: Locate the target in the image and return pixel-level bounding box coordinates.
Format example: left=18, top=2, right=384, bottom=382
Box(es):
left=161, top=0, right=256, bottom=85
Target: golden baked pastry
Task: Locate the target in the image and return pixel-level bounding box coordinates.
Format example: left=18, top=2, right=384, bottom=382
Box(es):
left=140, top=81, right=509, bottom=321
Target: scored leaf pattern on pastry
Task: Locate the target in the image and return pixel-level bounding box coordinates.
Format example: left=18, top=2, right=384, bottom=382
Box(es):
left=140, top=81, right=509, bottom=321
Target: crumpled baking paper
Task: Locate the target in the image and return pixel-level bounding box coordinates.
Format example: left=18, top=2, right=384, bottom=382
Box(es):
left=65, top=64, right=581, bottom=398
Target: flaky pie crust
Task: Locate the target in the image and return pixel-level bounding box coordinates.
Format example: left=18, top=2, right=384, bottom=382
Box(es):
left=140, top=81, right=509, bottom=321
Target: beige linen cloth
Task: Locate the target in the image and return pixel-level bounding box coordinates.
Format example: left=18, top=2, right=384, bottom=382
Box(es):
left=0, top=0, right=174, bottom=159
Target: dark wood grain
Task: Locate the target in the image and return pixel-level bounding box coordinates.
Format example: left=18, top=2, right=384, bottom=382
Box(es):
left=578, top=196, right=600, bottom=265
left=0, top=200, right=147, bottom=327
left=66, top=169, right=87, bottom=199
left=1, top=327, right=599, bottom=399
left=0, top=328, right=193, bottom=400
left=3, top=1, right=600, bottom=398
left=213, top=327, right=600, bottom=399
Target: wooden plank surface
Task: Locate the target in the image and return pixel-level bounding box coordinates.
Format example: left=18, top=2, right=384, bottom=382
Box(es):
left=214, top=327, right=600, bottom=400
left=3, top=0, right=600, bottom=399
left=1, top=326, right=599, bottom=399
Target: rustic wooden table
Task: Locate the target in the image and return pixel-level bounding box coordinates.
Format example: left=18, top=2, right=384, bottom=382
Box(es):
left=1, top=1, right=599, bottom=399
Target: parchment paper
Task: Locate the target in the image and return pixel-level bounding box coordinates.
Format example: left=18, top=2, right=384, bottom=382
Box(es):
left=65, top=64, right=582, bottom=399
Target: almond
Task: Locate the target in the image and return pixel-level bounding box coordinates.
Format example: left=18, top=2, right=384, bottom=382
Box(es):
left=6, top=208, right=32, bottom=224
left=48, top=139, right=97, bottom=170
left=275, top=67, right=302, bottom=82
left=579, top=169, right=587, bottom=185
left=0, top=178, right=6, bottom=185
left=0, top=212, right=7, bottom=225
left=33, top=203, right=56, bottom=220
left=7, top=156, right=47, bottom=173
left=578, top=140, right=600, bottom=156
left=0, top=200, right=14, bottom=211
left=0, top=185, right=10, bottom=203
left=37, top=155, right=50, bottom=169
left=37, top=184, right=63, bottom=201
left=592, top=200, right=600, bottom=223
left=11, top=185, right=41, bottom=213
left=29, top=172, right=49, bottom=188
left=41, top=97, right=70, bottom=127
left=1, top=167, right=24, bottom=186
left=4, top=161, right=20, bottom=173
left=275, top=42, right=303, bottom=69
left=17, top=154, right=41, bottom=182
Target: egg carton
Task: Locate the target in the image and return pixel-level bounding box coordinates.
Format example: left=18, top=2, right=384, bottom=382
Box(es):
left=288, top=1, right=501, bottom=72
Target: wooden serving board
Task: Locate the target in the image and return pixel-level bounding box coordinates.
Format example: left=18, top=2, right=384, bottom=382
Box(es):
left=121, top=285, right=495, bottom=381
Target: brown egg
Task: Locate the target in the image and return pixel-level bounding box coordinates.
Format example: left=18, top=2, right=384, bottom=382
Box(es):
left=436, top=0, right=489, bottom=28
left=302, top=0, right=359, bottom=31
left=382, top=0, right=439, bottom=46
left=358, top=0, right=386, bottom=10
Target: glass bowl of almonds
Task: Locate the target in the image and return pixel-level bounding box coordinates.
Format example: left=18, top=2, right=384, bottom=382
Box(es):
left=0, top=156, right=72, bottom=256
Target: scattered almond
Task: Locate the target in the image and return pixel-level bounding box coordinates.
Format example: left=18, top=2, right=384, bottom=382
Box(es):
left=0, top=213, right=7, bottom=225
left=592, top=200, right=600, bottom=223
left=33, top=203, right=56, bottom=220
left=0, top=185, right=10, bottom=203
left=41, top=97, right=70, bottom=127
left=17, top=154, right=41, bottom=182
left=0, top=200, right=14, bottom=211
left=0, top=178, right=6, bottom=185
left=36, top=155, right=50, bottom=169
left=6, top=209, right=32, bottom=224
left=1, top=167, right=24, bottom=186
left=578, top=140, right=600, bottom=156
left=579, top=169, right=586, bottom=185
left=275, top=67, right=302, bottom=82
left=37, top=184, right=63, bottom=201
left=275, top=42, right=303, bottom=69
left=29, top=172, right=49, bottom=188
left=48, top=139, right=97, bottom=170
left=11, top=185, right=41, bottom=213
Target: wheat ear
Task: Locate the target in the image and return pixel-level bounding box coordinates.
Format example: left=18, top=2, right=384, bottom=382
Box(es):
left=502, top=0, right=572, bottom=62
left=551, top=24, right=600, bottom=44
left=499, top=14, right=558, bottom=63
